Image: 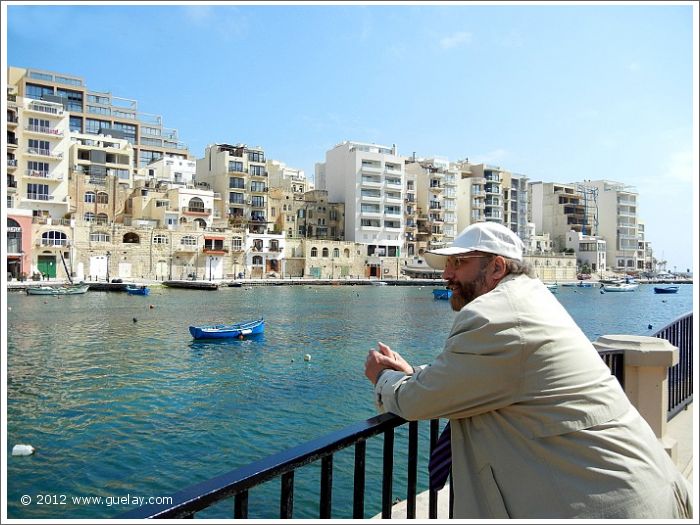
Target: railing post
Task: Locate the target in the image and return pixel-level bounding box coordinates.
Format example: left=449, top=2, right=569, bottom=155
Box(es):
left=593, top=334, right=679, bottom=461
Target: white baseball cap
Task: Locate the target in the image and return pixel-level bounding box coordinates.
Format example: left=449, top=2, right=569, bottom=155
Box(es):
left=424, top=222, right=524, bottom=270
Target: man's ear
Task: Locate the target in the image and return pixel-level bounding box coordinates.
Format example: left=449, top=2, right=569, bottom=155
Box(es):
left=490, top=255, right=508, bottom=282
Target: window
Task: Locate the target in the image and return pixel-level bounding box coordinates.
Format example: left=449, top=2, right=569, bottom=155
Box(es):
left=181, top=235, right=197, bottom=246
left=41, top=230, right=68, bottom=246
left=96, top=213, right=109, bottom=225
left=322, top=248, right=329, bottom=257
left=69, top=116, right=83, bottom=133
left=28, top=161, right=49, bottom=177
left=153, top=235, right=168, bottom=244
left=251, top=181, right=266, bottom=192
left=252, top=255, right=263, bottom=265
left=90, top=231, right=110, bottom=242
left=27, top=183, right=49, bottom=200
left=333, top=248, right=340, bottom=258
left=96, top=192, right=109, bottom=204
left=229, top=177, right=245, bottom=189
left=26, top=83, right=54, bottom=100
left=228, top=161, right=244, bottom=172
left=85, top=118, right=110, bottom=134
left=56, top=88, right=83, bottom=112
left=250, top=165, right=265, bottom=176
left=248, top=151, right=265, bottom=163
left=28, top=139, right=50, bottom=156
left=232, top=237, right=242, bottom=250
left=310, top=247, right=318, bottom=257
left=229, top=192, right=245, bottom=205
left=84, top=212, right=95, bottom=222
left=188, top=197, right=205, bottom=212
left=251, top=196, right=265, bottom=208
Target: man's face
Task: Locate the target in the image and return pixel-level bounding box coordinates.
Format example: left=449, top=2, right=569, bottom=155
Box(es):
left=443, top=253, right=491, bottom=311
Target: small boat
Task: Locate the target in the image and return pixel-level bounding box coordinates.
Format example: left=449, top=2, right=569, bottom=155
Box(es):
left=654, top=286, right=679, bottom=294
left=576, top=281, right=594, bottom=288
left=163, top=280, right=219, bottom=290
left=26, top=283, right=90, bottom=296
left=432, top=288, right=452, bottom=300
left=125, top=285, right=150, bottom=296
left=371, top=281, right=388, bottom=286
left=545, top=283, right=558, bottom=292
left=189, top=318, right=265, bottom=340
left=602, top=283, right=638, bottom=292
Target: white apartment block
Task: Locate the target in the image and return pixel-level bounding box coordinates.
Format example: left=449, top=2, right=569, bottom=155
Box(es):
left=566, top=230, right=607, bottom=274
left=140, top=156, right=197, bottom=188
left=7, top=95, right=72, bottom=218
left=453, top=161, right=505, bottom=231
left=577, top=180, right=639, bottom=272
left=321, top=141, right=405, bottom=259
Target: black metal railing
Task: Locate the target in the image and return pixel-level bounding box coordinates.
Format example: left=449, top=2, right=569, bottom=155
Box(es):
left=653, top=311, right=693, bottom=419
left=119, top=313, right=692, bottom=519
left=118, top=413, right=446, bottom=519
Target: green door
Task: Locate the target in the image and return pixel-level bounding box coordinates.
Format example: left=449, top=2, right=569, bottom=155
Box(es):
left=37, top=256, right=57, bottom=278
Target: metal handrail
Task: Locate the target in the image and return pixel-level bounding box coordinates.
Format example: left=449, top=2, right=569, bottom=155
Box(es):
left=118, top=413, right=443, bottom=519
left=653, top=311, right=693, bottom=419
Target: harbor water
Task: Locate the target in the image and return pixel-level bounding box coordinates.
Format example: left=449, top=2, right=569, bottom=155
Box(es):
left=5, top=283, right=694, bottom=519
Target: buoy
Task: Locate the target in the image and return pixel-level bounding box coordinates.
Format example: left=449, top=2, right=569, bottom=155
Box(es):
left=238, top=334, right=244, bottom=340
left=647, top=324, right=653, bottom=330
left=133, top=317, right=138, bottom=323
left=149, top=304, right=155, bottom=309
left=304, top=354, right=311, bottom=362
left=12, top=444, right=35, bottom=456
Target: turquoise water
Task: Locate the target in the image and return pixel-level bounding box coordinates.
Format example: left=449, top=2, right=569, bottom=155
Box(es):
left=5, top=283, right=694, bottom=519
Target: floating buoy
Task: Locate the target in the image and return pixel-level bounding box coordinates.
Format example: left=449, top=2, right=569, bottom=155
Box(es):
left=647, top=324, right=653, bottom=330
left=149, top=304, right=155, bottom=309
left=12, top=444, right=35, bottom=456
left=238, top=334, right=244, bottom=340
left=133, top=317, right=138, bottom=323
left=304, top=354, right=311, bottom=362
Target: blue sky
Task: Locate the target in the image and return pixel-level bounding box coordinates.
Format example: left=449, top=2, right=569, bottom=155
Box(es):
left=4, top=2, right=697, bottom=272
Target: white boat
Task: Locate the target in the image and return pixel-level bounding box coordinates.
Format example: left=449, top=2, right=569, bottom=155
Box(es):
left=401, top=256, right=443, bottom=278
left=26, top=283, right=90, bottom=296
left=602, top=283, right=638, bottom=292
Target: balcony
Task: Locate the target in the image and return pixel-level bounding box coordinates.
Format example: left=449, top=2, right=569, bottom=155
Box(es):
left=7, top=137, right=18, bottom=148
left=25, top=124, right=63, bottom=136
left=25, top=193, right=55, bottom=201
left=27, top=102, right=64, bottom=116
left=26, top=147, right=63, bottom=159
left=7, top=158, right=18, bottom=169
left=181, top=206, right=212, bottom=216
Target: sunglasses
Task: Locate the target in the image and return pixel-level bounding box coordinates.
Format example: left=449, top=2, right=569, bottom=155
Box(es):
left=445, top=254, right=491, bottom=269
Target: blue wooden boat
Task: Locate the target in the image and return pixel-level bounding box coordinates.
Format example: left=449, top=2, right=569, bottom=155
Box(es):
left=189, top=318, right=265, bottom=340
left=432, top=288, right=452, bottom=300
left=126, top=285, right=150, bottom=296
left=654, top=285, right=679, bottom=294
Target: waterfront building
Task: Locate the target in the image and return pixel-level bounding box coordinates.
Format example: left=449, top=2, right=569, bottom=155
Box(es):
left=266, top=159, right=308, bottom=195
left=284, top=238, right=365, bottom=279
left=524, top=222, right=554, bottom=254
left=565, top=229, right=607, bottom=274
left=7, top=66, right=190, bottom=171
left=196, top=143, right=270, bottom=234
left=576, top=179, right=640, bottom=273
left=637, top=221, right=654, bottom=273
left=404, top=156, right=458, bottom=256
left=502, top=171, right=530, bottom=244
left=140, top=156, right=197, bottom=188
left=319, top=141, right=405, bottom=278
left=528, top=181, right=597, bottom=252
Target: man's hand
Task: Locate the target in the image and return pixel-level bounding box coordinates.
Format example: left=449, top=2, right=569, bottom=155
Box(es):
left=364, top=341, right=413, bottom=384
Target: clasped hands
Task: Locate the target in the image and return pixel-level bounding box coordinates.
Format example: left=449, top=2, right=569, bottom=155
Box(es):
left=364, top=341, right=413, bottom=385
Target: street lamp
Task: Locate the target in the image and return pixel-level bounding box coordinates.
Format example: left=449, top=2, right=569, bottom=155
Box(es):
left=106, top=251, right=111, bottom=282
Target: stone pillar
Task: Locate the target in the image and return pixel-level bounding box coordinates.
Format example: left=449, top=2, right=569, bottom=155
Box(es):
left=593, top=334, right=678, bottom=461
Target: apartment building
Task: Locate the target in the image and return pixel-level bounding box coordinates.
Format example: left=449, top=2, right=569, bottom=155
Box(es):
left=196, top=143, right=271, bottom=234
left=528, top=181, right=598, bottom=252
left=319, top=141, right=405, bottom=277
left=580, top=180, right=641, bottom=272
left=7, top=67, right=189, bottom=171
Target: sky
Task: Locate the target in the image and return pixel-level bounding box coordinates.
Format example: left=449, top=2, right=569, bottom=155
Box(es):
left=3, top=1, right=698, bottom=272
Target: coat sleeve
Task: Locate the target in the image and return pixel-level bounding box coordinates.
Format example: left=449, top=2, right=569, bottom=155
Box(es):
left=374, top=294, right=524, bottom=421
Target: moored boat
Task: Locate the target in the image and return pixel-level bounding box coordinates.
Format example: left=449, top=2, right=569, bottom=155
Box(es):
left=26, top=283, right=90, bottom=296
left=189, top=318, right=265, bottom=340
left=602, top=283, right=638, bottom=292
left=432, top=288, right=452, bottom=300
left=125, top=285, right=150, bottom=296
left=163, top=280, right=219, bottom=290
left=654, top=285, right=679, bottom=294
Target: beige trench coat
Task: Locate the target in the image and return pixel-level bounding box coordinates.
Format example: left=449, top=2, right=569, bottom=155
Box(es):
left=374, top=274, right=692, bottom=518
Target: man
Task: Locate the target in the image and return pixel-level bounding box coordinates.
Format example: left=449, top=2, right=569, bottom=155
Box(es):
left=364, top=222, right=692, bottom=518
